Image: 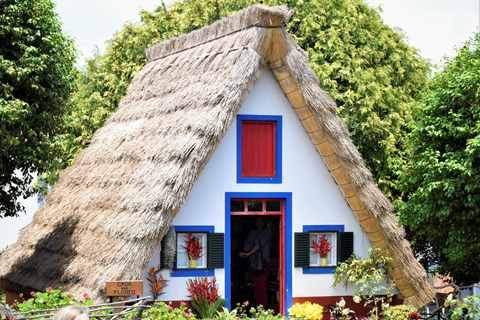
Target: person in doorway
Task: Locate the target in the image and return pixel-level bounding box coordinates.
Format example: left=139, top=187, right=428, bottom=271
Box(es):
left=54, top=306, right=89, bottom=320
left=239, top=216, right=272, bottom=309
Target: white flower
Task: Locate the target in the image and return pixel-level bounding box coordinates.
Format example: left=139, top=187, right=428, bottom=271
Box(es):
left=341, top=309, right=349, bottom=316
left=353, top=295, right=361, bottom=304
left=338, top=298, right=346, bottom=308
left=383, top=303, right=389, bottom=309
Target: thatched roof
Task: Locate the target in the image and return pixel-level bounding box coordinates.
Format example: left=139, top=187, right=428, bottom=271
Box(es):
left=0, top=5, right=434, bottom=308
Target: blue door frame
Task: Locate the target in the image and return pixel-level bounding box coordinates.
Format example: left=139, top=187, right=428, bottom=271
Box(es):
left=224, top=192, right=293, bottom=314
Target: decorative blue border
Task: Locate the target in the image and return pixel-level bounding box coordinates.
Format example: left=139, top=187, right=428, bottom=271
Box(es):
left=171, top=225, right=215, bottom=277
left=302, top=225, right=344, bottom=274
left=225, top=192, right=292, bottom=314
left=236, top=115, right=282, bottom=184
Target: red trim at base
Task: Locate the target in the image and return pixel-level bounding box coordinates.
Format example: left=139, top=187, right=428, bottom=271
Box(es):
left=6, top=291, right=22, bottom=306
left=292, top=295, right=404, bottom=320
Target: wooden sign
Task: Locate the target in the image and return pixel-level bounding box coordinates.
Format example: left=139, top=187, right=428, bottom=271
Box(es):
left=106, top=280, right=143, bottom=297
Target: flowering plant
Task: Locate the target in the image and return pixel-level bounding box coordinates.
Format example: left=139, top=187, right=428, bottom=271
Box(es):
left=186, top=276, right=226, bottom=318
left=147, top=263, right=169, bottom=300
left=142, top=301, right=194, bottom=320
left=312, top=235, right=332, bottom=258
left=327, top=298, right=356, bottom=320
left=13, top=287, right=93, bottom=317
left=184, top=234, right=204, bottom=261
left=289, top=301, right=324, bottom=320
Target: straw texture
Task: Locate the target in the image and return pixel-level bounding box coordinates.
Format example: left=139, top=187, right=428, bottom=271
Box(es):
left=0, top=5, right=434, bottom=308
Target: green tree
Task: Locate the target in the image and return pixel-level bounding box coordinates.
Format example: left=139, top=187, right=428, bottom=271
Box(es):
left=396, top=34, right=480, bottom=285
left=0, top=0, right=77, bottom=217
left=41, top=0, right=429, bottom=203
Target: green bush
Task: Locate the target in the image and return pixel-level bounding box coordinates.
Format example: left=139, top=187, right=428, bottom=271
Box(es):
left=383, top=304, right=418, bottom=320
left=13, top=288, right=93, bottom=316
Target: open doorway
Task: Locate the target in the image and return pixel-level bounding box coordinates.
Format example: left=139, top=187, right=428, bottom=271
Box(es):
left=230, top=213, right=282, bottom=313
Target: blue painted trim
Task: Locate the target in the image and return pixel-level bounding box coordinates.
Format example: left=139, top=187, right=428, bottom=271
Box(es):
left=171, top=269, right=215, bottom=277
left=225, top=192, right=292, bottom=314
left=302, top=225, right=344, bottom=274
left=302, top=267, right=336, bottom=274
left=236, top=115, right=282, bottom=184
left=170, top=225, right=215, bottom=277
left=302, top=225, right=344, bottom=232
left=174, top=225, right=215, bottom=233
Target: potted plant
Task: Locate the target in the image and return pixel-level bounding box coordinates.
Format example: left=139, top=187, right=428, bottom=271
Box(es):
left=312, top=235, right=332, bottom=266
left=184, top=234, right=203, bottom=268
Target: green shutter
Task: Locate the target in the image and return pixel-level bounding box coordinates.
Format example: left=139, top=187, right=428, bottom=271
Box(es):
left=160, top=236, right=172, bottom=269
left=337, top=232, right=354, bottom=263
left=208, top=233, right=224, bottom=268
left=295, top=232, right=310, bottom=267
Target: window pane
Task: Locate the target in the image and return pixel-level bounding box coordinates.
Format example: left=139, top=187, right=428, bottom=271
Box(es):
left=266, top=200, right=281, bottom=212
left=309, top=232, right=336, bottom=267
left=248, top=200, right=263, bottom=212
left=177, top=233, right=207, bottom=269
left=231, top=200, right=245, bottom=212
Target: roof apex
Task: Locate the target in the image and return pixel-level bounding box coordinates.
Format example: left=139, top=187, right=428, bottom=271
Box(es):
left=146, top=5, right=292, bottom=61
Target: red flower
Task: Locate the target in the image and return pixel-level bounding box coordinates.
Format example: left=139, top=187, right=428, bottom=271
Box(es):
left=311, top=235, right=332, bottom=257
left=409, top=312, right=420, bottom=319
left=183, top=234, right=204, bottom=260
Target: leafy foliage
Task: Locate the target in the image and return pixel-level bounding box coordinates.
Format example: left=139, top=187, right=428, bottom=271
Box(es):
left=333, top=248, right=395, bottom=320
left=41, top=0, right=428, bottom=204
left=13, top=288, right=92, bottom=315
left=186, top=276, right=226, bottom=319
left=396, top=33, right=480, bottom=285
left=0, top=0, right=77, bottom=217
left=383, top=304, right=418, bottom=320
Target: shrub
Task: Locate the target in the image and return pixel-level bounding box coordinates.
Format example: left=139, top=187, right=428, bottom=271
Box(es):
left=383, top=304, right=418, bottom=320
left=13, top=288, right=93, bottom=317
left=186, top=276, right=226, bottom=319
left=142, top=301, right=195, bottom=320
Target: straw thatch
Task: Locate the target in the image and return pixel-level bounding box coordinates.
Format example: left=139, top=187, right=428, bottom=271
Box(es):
left=0, top=5, right=434, bottom=308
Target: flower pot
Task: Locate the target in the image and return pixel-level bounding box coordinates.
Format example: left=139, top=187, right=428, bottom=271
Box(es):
left=321, top=257, right=328, bottom=266
left=189, top=259, right=197, bottom=268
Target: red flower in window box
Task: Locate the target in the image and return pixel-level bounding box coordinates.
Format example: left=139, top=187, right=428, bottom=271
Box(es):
left=184, top=234, right=204, bottom=261
left=312, top=235, right=332, bottom=258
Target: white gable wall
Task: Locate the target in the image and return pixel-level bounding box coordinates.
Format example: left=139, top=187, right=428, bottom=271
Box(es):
left=141, top=68, right=375, bottom=302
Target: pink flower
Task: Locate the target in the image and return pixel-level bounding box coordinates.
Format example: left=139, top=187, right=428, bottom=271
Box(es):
left=154, top=302, right=158, bottom=305
left=9, top=317, right=13, bottom=319
left=46, top=311, right=51, bottom=314
left=181, top=311, right=185, bottom=315
left=12, top=302, right=16, bottom=305
left=181, top=301, right=186, bottom=305
left=67, top=294, right=72, bottom=298
left=30, top=291, right=35, bottom=295
left=48, top=291, right=52, bottom=294
left=168, top=306, right=173, bottom=310
left=245, top=300, right=249, bottom=306
left=47, top=287, right=52, bottom=290
left=186, top=315, right=191, bottom=318
left=19, top=293, right=23, bottom=297
left=23, top=301, right=27, bottom=303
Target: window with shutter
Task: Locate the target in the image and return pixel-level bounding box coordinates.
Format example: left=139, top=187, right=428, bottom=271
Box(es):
left=162, top=226, right=224, bottom=277
left=295, top=225, right=354, bottom=274
left=236, top=115, right=282, bottom=183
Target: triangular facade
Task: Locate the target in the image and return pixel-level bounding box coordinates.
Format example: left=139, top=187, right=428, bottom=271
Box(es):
left=0, top=5, right=434, bottom=311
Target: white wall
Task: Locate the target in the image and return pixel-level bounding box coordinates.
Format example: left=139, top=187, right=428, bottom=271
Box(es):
left=141, top=67, right=377, bottom=301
